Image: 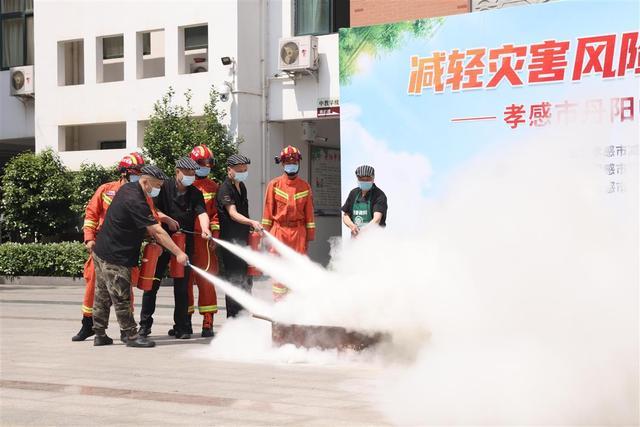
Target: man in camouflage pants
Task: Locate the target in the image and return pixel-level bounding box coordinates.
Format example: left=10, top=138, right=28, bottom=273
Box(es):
left=92, top=254, right=140, bottom=343
left=92, top=165, right=189, bottom=348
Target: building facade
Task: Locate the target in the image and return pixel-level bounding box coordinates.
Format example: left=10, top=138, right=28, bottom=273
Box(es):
left=1, top=0, right=554, bottom=263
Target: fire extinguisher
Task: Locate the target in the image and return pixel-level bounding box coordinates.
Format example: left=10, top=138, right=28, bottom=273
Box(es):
left=138, top=242, right=162, bottom=291
left=169, top=231, right=186, bottom=278
left=130, top=266, right=140, bottom=286
left=247, top=231, right=262, bottom=277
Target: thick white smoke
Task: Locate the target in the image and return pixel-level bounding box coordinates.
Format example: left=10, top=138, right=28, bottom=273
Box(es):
left=197, top=123, right=638, bottom=424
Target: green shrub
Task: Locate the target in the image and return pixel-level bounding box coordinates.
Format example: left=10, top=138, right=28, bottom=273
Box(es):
left=1, top=149, right=74, bottom=242
left=70, top=162, right=119, bottom=216
left=0, top=242, right=87, bottom=277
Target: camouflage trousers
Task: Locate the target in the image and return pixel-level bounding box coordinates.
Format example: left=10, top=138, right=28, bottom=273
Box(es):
left=92, top=253, right=139, bottom=339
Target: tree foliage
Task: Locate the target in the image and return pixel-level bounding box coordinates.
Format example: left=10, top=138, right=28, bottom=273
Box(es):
left=70, top=162, right=119, bottom=216
left=143, top=87, right=240, bottom=182
left=339, top=18, right=444, bottom=85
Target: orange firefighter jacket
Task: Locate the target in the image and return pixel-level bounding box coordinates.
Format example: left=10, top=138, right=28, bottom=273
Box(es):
left=82, top=180, right=126, bottom=242
left=193, top=177, right=220, bottom=238
left=261, top=174, right=315, bottom=253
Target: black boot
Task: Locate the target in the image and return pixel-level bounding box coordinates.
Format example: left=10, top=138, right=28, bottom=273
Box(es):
left=120, top=330, right=127, bottom=343
left=138, top=326, right=151, bottom=337
left=126, top=336, right=156, bottom=348
left=201, top=328, right=214, bottom=338
left=94, top=335, right=114, bottom=346
left=72, top=317, right=95, bottom=342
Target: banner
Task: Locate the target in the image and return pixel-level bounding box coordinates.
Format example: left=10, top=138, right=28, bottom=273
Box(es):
left=339, top=1, right=639, bottom=230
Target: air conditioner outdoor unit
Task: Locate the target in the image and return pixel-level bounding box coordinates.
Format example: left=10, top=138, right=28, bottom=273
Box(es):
left=190, top=59, right=208, bottom=74
left=278, top=36, right=318, bottom=72
left=10, top=65, right=34, bottom=96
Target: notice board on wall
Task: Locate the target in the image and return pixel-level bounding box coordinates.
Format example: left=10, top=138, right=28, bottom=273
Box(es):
left=310, top=146, right=341, bottom=216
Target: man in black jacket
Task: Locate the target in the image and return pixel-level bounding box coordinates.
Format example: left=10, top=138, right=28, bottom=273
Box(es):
left=139, top=157, right=211, bottom=339
left=216, top=154, right=263, bottom=318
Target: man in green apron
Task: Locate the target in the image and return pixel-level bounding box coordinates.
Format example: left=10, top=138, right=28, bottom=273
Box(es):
left=341, top=165, right=388, bottom=237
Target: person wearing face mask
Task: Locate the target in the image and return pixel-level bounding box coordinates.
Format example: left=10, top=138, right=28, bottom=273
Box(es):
left=72, top=152, right=145, bottom=342
left=138, top=157, right=211, bottom=339
left=92, top=165, right=189, bottom=348
left=216, top=153, right=263, bottom=318
left=186, top=144, right=220, bottom=337
left=341, top=165, right=388, bottom=237
left=261, top=146, right=315, bottom=301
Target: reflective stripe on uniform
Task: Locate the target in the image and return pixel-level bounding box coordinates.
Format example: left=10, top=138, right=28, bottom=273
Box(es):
left=294, top=190, right=309, bottom=200
left=83, top=219, right=98, bottom=229
left=202, top=192, right=216, bottom=201
left=274, top=187, right=289, bottom=200
left=210, top=223, right=220, bottom=231
left=261, top=218, right=273, bottom=226
left=81, top=305, right=93, bottom=314
left=198, top=305, right=218, bottom=313
left=306, top=222, right=316, bottom=229
left=188, top=305, right=195, bottom=314
left=272, top=284, right=288, bottom=294
left=101, top=193, right=113, bottom=205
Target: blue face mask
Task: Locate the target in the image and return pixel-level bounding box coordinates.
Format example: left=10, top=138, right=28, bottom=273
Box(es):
left=181, top=175, right=195, bottom=186
left=284, top=164, right=299, bottom=175
left=234, top=171, right=248, bottom=182
left=129, top=174, right=140, bottom=183
left=196, top=167, right=211, bottom=177
left=149, top=187, right=161, bottom=198
left=358, top=181, right=374, bottom=191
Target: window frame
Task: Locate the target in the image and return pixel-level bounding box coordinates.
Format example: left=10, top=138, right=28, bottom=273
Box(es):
left=293, top=0, right=349, bottom=37
left=0, top=0, right=34, bottom=70
left=102, top=34, right=124, bottom=60
left=184, top=25, right=208, bottom=51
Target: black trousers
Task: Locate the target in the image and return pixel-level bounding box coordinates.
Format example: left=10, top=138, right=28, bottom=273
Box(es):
left=219, top=243, right=252, bottom=318
left=139, top=238, right=193, bottom=333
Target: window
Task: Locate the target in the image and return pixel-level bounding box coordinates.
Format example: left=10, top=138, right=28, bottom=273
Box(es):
left=97, top=34, right=123, bottom=83
left=58, top=39, right=84, bottom=86
left=294, top=0, right=349, bottom=36
left=102, top=35, right=123, bottom=60
left=0, top=0, right=34, bottom=70
left=138, top=29, right=165, bottom=79
left=185, top=25, right=207, bottom=51
left=142, top=32, right=151, bottom=55
left=179, top=24, right=208, bottom=74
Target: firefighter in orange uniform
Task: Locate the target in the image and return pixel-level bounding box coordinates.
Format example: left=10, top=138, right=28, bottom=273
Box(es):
left=187, top=145, right=220, bottom=337
left=71, top=152, right=145, bottom=341
left=261, top=146, right=315, bottom=301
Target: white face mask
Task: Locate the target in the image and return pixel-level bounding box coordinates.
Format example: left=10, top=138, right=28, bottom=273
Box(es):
left=149, top=187, right=161, bottom=197
left=234, top=171, right=248, bottom=182
left=181, top=175, right=195, bottom=186
left=284, top=164, right=299, bottom=175
left=196, top=167, right=210, bottom=177
left=129, top=174, right=140, bottom=183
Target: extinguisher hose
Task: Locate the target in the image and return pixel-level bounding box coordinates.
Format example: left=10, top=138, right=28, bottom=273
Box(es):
left=179, top=229, right=212, bottom=271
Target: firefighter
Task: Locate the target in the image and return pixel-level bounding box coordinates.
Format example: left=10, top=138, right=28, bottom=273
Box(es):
left=341, top=165, right=388, bottom=237
left=72, top=152, right=145, bottom=342
left=187, top=144, right=220, bottom=337
left=261, top=146, right=315, bottom=301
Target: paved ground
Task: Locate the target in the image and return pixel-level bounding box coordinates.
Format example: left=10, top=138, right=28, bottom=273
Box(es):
left=0, top=280, right=389, bottom=426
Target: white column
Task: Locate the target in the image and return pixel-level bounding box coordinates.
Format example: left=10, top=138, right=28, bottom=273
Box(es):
left=165, top=25, right=179, bottom=76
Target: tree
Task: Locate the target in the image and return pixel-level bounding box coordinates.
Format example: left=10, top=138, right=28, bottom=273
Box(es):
left=339, top=18, right=444, bottom=85
left=143, top=87, right=240, bottom=182
left=201, top=87, right=244, bottom=182
left=70, top=162, right=119, bottom=216
left=0, top=149, right=74, bottom=242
